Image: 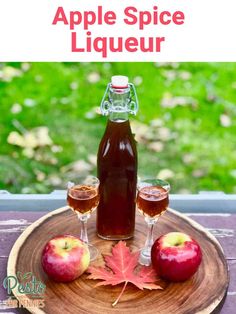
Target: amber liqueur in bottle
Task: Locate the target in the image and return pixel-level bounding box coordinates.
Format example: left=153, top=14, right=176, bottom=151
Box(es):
left=97, top=76, right=139, bottom=240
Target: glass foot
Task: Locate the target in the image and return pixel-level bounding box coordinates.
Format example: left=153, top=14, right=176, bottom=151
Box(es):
left=87, top=244, right=99, bottom=261
left=139, top=247, right=151, bottom=266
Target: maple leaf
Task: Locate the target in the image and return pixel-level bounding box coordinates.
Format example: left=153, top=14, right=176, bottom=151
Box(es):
left=87, top=241, right=162, bottom=306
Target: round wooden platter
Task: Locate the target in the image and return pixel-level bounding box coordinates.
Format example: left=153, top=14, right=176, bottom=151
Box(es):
left=8, top=207, right=229, bottom=314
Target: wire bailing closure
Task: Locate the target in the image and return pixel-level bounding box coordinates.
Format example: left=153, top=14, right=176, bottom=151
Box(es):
left=100, top=83, right=139, bottom=116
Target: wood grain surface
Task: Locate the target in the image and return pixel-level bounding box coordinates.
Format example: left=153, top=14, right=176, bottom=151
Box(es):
left=7, top=207, right=229, bottom=314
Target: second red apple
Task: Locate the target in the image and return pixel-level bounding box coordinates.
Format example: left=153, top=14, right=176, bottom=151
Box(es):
left=151, top=232, right=202, bottom=282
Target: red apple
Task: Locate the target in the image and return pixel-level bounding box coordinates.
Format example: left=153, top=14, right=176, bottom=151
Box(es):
left=151, top=232, right=202, bottom=282
left=41, top=235, right=90, bottom=282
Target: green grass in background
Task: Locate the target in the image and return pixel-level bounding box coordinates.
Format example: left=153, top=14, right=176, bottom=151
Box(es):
left=0, top=62, right=236, bottom=194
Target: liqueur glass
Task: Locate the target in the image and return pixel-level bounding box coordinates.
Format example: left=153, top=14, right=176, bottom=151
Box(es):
left=137, top=179, right=170, bottom=266
left=67, top=176, right=100, bottom=261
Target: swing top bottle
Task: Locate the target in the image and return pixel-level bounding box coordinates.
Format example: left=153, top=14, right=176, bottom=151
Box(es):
left=96, top=76, right=138, bottom=240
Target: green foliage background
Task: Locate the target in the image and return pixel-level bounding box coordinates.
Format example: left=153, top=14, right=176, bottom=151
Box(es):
left=0, top=62, right=236, bottom=194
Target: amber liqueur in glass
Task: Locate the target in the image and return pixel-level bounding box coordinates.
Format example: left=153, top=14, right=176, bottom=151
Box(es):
left=97, top=76, right=138, bottom=240
left=67, top=185, right=99, bottom=215
left=137, top=186, right=169, bottom=218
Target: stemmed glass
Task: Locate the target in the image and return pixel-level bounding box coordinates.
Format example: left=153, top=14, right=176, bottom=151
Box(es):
left=67, top=176, right=100, bottom=261
left=137, top=179, right=170, bottom=266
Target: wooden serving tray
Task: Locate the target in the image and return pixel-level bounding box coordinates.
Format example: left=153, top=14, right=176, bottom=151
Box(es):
left=8, top=207, right=229, bottom=314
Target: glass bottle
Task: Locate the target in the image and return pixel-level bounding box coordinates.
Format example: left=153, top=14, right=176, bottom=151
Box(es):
left=97, top=76, right=138, bottom=240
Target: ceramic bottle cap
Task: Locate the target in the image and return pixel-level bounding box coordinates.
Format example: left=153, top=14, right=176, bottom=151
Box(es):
left=111, top=75, right=128, bottom=88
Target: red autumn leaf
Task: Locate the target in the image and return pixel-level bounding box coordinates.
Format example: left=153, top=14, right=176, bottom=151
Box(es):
left=87, top=241, right=162, bottom=306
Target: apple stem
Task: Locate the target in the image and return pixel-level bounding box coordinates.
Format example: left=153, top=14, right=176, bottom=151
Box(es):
left=112, top=281, right=128, bottom=307
left=64, top=241, right=68, bottom=250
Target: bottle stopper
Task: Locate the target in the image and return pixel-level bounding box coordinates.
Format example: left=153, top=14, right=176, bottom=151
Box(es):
left=111, top=76, right=129, bottom=88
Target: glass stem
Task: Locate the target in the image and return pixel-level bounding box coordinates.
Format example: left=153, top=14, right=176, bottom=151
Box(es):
left=79, top=215, right=89, bottom=244
left=144, top=218, right=156, bottom=253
